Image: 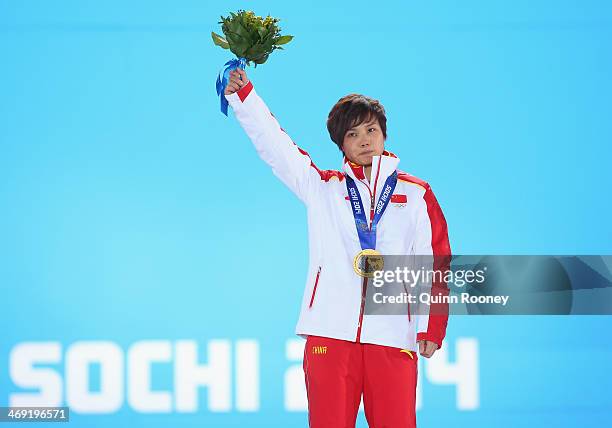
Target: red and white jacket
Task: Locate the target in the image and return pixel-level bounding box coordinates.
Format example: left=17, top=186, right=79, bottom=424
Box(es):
left=226, top=82, right=451, bottom=351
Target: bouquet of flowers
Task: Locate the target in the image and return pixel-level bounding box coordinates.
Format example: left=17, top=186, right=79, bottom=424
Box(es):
left=213, top=10, right=293, bottom=115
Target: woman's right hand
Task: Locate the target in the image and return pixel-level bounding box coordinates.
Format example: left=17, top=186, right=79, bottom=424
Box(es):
left=224, top=68, right=250, bottom=95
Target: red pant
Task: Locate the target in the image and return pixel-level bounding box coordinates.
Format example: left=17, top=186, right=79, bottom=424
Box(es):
left=303, top=335, right=418, bottom=428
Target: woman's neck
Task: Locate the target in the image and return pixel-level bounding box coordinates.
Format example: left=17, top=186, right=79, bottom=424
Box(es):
left=363, top=165, right=372, bottom=182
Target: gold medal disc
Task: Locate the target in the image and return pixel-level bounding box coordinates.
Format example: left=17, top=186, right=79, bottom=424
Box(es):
left=353, top=249, right=384, bottom=278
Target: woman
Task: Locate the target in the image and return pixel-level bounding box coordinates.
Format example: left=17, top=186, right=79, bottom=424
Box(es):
left=224, top=68, right=451, bottom=428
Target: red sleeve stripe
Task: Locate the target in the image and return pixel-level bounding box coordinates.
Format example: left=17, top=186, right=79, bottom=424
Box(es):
left=417, top=186, right=451, bottom=349
left=423, top=188, right=451, bottom=256
left=237, top=80, right=253, bottom=102
left=296, top=146, right=344, bottom=182
left=253, top=92, right=344, bottom=183
left=396, top=171, right=428, bottom=188
left=270, top=111, right=344, bottom=182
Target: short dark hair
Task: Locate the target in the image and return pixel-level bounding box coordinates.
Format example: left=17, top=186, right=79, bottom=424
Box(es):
left=326, top=94, right=387, bottom=152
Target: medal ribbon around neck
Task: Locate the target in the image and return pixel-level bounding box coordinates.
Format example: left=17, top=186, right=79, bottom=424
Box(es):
left=345, top=170, right=398, bottom=276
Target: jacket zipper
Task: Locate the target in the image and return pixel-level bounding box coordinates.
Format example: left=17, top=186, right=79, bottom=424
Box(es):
left=408, top=298, right=411, bottom=322
left=403, top=281, right=411, bottom=322
left=356, top=185, right=376, bottom=343
left=355, top=161, right=383, bottom=343
left=308, top=266, right=322, bottom=308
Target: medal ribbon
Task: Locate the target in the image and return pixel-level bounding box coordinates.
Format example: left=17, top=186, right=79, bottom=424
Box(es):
left=216, top=57, right=247, bottom=116
left=345, top=170, right=398, bottom=250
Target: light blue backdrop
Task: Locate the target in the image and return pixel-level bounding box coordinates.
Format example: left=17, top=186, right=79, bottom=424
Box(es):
left=1, top=1, right=611, bottom=427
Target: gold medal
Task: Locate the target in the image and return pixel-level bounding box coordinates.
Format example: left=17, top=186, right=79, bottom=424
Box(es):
left=353, top=249, right=384, bottom=278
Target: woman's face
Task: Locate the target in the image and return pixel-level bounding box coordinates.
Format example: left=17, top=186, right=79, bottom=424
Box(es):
left=341, top=118, right=385, bottom=166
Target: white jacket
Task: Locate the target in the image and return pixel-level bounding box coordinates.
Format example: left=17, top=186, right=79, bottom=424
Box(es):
left=226, top=81, right=451, bottom=351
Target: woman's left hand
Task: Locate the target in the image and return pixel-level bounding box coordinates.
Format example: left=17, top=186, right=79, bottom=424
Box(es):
left=417, top=340, right=439, bottom=358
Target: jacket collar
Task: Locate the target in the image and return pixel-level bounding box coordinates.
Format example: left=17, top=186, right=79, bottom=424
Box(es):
left=343, top=150, right=400, bottom=192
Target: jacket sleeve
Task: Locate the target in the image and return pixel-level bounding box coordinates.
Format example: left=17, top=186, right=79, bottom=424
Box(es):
left=225, top=81, right=321, bottom=204
left=413, top=184, right=452, bottom=350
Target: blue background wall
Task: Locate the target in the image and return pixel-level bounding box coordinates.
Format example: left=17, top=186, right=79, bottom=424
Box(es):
left=1, top=1, right=611, bottom=426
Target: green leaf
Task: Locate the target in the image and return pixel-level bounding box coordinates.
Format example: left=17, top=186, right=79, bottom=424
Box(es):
left=254, top=53, right=270, bottom=64
left=211, top=31, right=230, bottom=49
left=228, top=21, right=244, bottom=35
left=232, top=44, right=247, bottom=57
left=257, top=26, right=267, bottom=41
left=275, top=35, right=293, bottom=45
left=224, top=31, right=247, bottom=49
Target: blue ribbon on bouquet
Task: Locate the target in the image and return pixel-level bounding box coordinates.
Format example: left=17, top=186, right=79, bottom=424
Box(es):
left=216, top=57, right=247, bottom=116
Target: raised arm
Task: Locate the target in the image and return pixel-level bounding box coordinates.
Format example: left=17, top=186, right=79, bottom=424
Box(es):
left=224, top=69, right=321, bottom=203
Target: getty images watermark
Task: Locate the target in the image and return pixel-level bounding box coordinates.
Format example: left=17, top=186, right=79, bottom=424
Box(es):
left=370, top=264, right=511, bottom=307
left=363, top=255, right=612, bottom=316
